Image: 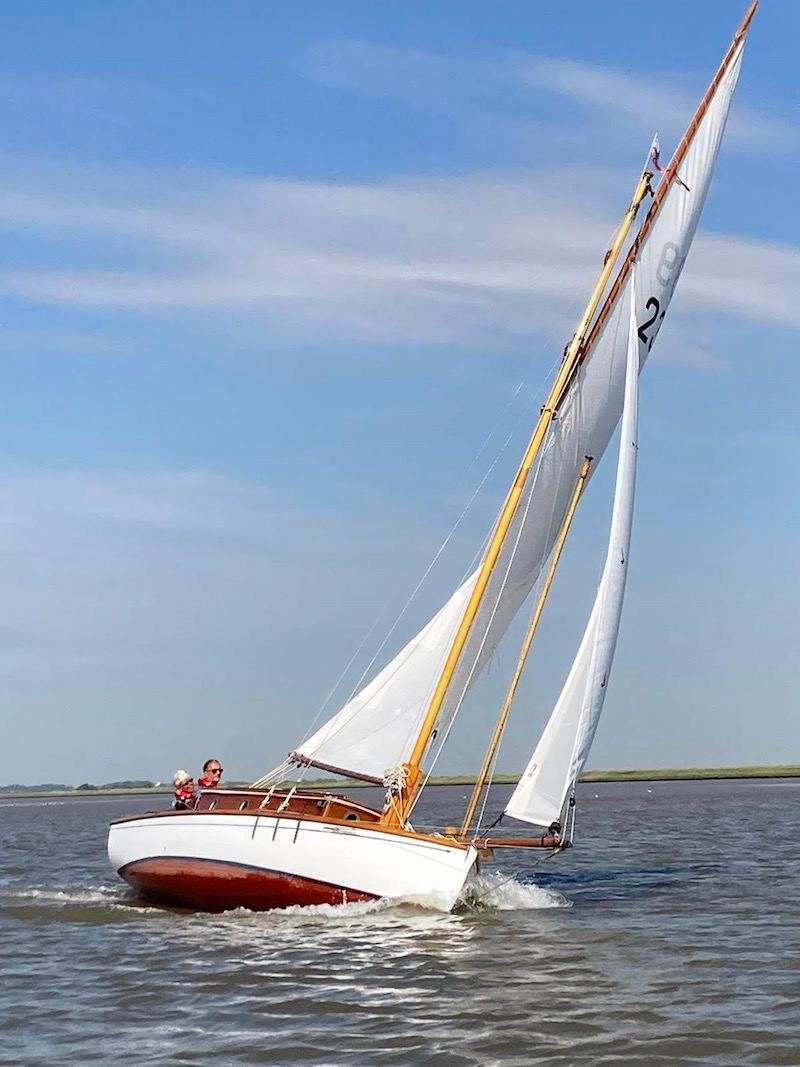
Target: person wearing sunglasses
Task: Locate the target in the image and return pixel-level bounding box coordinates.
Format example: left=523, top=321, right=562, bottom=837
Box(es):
left=198, top=759, right=223, bottom=790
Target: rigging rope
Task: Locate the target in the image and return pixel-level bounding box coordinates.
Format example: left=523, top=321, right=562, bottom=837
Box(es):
left=382, top=765, right=411, bottom=826
left=410, top=408, right=564, bottom=820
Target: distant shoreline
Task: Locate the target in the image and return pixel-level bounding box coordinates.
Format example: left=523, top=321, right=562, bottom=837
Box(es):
left=3, top=764, right=799, bottom=799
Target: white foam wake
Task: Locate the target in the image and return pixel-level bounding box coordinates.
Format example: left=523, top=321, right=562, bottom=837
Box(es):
left=457, top=871, right=570, bottom=911
left=0, top=885, right=159, bottom=911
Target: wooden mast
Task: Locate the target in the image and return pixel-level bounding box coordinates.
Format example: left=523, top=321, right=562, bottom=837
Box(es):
left=384, top=0, right=757, bottom=829
left=459, top=455, right=593, bottom=837
left=382, top=167, right=655, bottom=827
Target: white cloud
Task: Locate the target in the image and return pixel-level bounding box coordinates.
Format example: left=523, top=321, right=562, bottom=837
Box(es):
left=516, top=57, right=797, bottom=156
left=303, top=39, right=493, bottom=116
left=0, top=159, right=797, bottom=351
left=680, top=234, right=800, bottom=328
left=304, top=39, right=799, bottom=158
left=0, top=30, right=794, bottom=357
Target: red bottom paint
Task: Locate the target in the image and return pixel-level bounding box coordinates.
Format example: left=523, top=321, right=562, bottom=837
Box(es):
left=120, top=857, right=377, bottom=912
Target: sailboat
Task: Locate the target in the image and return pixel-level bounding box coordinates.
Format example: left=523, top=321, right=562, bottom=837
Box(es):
left=108, top=5, right=757, bottom=912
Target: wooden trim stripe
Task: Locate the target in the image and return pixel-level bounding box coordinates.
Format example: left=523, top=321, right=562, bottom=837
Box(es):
left=111, top=792, right=474, bottom=852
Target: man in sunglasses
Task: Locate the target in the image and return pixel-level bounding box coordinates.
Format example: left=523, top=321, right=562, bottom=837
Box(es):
left=198, top=759, right=223, bottom=790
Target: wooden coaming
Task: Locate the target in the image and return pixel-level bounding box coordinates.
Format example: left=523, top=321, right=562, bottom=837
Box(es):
left=111, top=788, right=472, bottom=851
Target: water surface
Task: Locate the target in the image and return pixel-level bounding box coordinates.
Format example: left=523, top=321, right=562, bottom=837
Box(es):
left=1, top=779, right=798, bottom=1065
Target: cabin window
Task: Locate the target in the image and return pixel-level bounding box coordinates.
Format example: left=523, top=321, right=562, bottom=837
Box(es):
left=344, top=812, right=358, bottom=822
left=239, top=800, right=249, bottom=811
left=208, top=800, right=217, bottom=811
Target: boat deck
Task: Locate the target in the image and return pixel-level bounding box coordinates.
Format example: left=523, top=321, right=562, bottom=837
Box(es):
left=194, top=787, right=382, bottom=823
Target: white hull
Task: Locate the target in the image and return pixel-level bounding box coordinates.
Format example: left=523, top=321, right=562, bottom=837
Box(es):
left=108, top=810, right=478, bottom=912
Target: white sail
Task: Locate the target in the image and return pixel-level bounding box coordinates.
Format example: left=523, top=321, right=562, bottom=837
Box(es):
left=289, top=578, right=477, bottom=782
left=505, top=269, right=640, bottom=828
left=293, top=36, right=747, bottom=784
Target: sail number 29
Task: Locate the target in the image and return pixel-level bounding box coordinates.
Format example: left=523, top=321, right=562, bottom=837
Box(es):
left=637, top=297, right=663, bottom=349
left=637, top=241, right=684, bottom=349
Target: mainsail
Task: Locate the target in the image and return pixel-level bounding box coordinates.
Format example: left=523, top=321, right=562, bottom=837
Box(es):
left=291, top=29, right=749, bottom=785
left=505, top=268, right=640, bottom=828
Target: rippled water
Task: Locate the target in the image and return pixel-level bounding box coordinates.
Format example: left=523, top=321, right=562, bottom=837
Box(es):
left=1, top=780, right=798, bottom=1066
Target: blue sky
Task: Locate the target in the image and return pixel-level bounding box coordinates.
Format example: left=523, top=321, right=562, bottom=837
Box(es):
left=1, top=1, right=797, bottom=786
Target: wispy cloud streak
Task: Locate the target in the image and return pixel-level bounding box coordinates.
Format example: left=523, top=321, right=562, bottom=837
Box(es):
left=516, top=56, right=797, bottom=155
left=0, top=158, right=797, bottom=349
left=305, top=39, right=799, bottom=157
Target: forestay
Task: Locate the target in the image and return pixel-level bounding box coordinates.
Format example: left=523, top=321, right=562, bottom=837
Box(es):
left=505, top=268, right=640, bottom=828
left=291, top=37, right=746, bottom=785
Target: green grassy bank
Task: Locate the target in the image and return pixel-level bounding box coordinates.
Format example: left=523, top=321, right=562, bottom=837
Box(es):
left=579, top=764, right=800, bottom=782
left=3, top=764, right=799, bottom=799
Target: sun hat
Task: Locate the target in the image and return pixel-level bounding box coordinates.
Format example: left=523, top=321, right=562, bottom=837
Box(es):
left=173, top=769, right=192, bottom=787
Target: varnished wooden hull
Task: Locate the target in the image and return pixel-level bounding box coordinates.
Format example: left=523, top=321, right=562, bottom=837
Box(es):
left=120, top=856, right=376, bottom=911
left=109, top=789, right=477, bottom=913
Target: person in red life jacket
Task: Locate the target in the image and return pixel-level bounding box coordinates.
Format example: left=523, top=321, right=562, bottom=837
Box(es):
left=172, top=770, right=196, bottom=810
left=197, top=758, right=223, bottom=789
